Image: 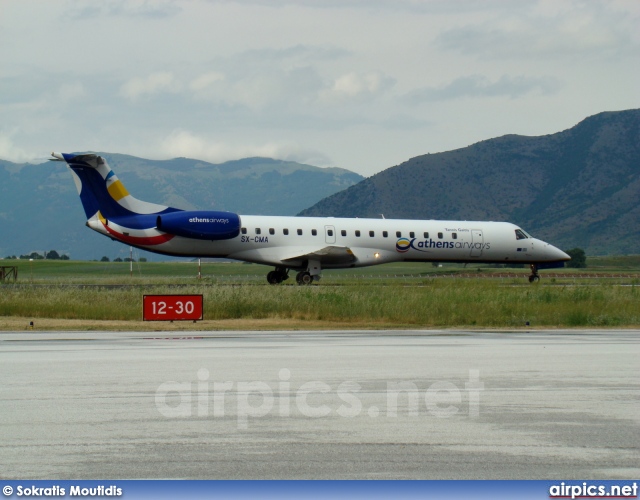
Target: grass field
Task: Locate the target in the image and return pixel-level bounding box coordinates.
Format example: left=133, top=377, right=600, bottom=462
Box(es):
left=3, top=255, right=640, bottom=283
left=1, top=258, right=639, bottom=330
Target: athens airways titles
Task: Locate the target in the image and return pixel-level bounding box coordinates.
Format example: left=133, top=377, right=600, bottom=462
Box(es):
left=188, top=217, right=230, bottom=224
left=396, top=237, right=491, bottom=253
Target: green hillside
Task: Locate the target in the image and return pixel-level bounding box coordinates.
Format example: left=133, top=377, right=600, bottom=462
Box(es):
left=299, top=109, right=640, bottom=255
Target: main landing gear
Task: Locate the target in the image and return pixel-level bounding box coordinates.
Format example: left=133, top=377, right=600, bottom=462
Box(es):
left=266, top=266, right=289, bottom=284
left=528, top=264, right=540, bottom=283
left=267, top=261, right=322, bottom=285
left=295, top=271, right=314, bottom=285
left=295, top=259, right=322, bottom=285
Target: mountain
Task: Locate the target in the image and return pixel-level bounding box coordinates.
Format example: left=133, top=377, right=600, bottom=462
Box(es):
left=299, top=109, right=640, bottom=255
left=0, top=155, right=362, bottom=260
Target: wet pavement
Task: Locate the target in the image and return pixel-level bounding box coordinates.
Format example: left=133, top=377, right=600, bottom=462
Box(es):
left=0, top=330, right=638, bottom=479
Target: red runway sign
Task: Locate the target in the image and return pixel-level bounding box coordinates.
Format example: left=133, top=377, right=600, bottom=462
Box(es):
left=143, top=295, right=203, bottom=321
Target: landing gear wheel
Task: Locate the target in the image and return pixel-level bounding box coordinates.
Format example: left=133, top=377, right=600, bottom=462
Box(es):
left=267, top=267, right=289, bottom=284
left=267, top=271, right=280, bottom=285
left=296, top=271, right=313, bottom=285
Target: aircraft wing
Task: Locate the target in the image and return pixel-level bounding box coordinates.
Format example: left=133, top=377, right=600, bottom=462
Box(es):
left=281, top=245, right=357, bottom=266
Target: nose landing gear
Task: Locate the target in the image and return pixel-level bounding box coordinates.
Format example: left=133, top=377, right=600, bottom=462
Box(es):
left=529, top=264, right=540, bottom=283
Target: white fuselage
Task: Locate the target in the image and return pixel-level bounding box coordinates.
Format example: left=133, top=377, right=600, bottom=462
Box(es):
left=89, top=214, right=568, bottom=269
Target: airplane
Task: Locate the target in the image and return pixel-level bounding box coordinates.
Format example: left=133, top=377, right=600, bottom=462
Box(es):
left=51, top=152, right=570, bottom=284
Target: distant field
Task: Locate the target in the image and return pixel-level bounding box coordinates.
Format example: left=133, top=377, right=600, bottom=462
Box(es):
left=1, top=257, right=639, bottom=331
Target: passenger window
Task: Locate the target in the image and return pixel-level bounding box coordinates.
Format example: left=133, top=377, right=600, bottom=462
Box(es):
left=341, top=230, right=347, bottom=237
left=283, top=229, right=289, bottom=235
left=438, top=232, right=443, bottom=239
left=255, top=228, right=261, bottom=235
left=452, top=233, right=457, bottom=239
left=396, top=231, right=402, bottom=238
left=328, top=230, right=334, bottom=236
left=410, top=231, right=415, bottom=238
left=241, top=228, right=247, bottom=235
left=369, top=231, right=375, bottom=237
left=382, top=231, right=388, bottom=238
left=297, top=229, right=303, bottom=235
left=423, top=232, right=429, bottom=238
left=312, top=229, right=317, bottom=236
left=269, top=228, right=275, bottom=235
left=355, top=230, right=361, bottom=237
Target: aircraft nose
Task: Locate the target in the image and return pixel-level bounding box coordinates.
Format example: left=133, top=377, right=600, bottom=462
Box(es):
left=547, top=244, right=571, bottom=262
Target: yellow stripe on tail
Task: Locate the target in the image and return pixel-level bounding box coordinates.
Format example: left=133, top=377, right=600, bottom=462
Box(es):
left=107, top=180, right=129, bottom=201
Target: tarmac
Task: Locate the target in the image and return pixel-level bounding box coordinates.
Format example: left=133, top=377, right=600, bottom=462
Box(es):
left=0, top=329, right=638, bottom=479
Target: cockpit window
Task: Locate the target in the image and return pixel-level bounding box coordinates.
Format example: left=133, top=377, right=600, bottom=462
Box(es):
left=515, top=229, right=528, bottom=240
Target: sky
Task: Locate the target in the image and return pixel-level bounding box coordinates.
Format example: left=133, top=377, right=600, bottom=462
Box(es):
left=1, top=0, right=638, bottom=176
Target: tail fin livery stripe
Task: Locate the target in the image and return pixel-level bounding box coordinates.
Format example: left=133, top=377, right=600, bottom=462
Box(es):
left=107, top=179, right=130, bottom=201
left=113, top=192, right=172, bottom=216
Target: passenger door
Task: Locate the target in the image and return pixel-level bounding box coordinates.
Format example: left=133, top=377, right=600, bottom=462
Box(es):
left=470, top=229, right=483, bottom=257
left=325, top=225, right=336, bottom=244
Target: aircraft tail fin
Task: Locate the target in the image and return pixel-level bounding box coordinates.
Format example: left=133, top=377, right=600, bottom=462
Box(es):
left=51, top=152, right=174, bottom=219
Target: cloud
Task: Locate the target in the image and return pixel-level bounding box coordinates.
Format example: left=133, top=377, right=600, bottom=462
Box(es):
left=67, top=0, right=181, bottom=19
left=189, top=72, right=225, bottom=92
left=435, top=2, right=640, bottom=59
left=234, top=45, right=350, bottom=64
left=119, top=72, right=180, bottom=101
left=405, top=75, right=562, bottom=103
left=158, top=130, right=331, bottom=166
left=166, top=46, right=344, bottom=112
left=194, top=0, right=517, bottom=14
left=188, top=63, right=326, bottom=112
left=321, top=71, right=395, bottom=102
left=188, top=45, right=350, bottom=109
left=57, top=82, right=87, bottom=102
left=0, top=132, right=32, bottom=163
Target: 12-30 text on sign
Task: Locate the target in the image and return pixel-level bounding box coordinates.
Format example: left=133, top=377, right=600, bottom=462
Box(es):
left=143, top=295, right=203, bottom=321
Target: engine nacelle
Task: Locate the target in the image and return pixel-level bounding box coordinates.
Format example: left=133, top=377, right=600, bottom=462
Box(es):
left=156, top=211, right=241, bottom=240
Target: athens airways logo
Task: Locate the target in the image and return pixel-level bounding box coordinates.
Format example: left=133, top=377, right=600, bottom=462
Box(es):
left=396, top=238, right=412, bottom=253
left=396, top=237, right=490, bottom=253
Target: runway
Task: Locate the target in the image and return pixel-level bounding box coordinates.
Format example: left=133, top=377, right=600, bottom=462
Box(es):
left=0, top=330, right=638, bottom=479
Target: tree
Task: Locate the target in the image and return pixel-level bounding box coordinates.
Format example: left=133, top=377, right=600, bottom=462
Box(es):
left=60, top=254, right=69, bottom=260
left=100, top=256, right=110, bottom=262
left=114, top=257, right=123, bottom=262
left=46, top=250, right=60, bottom=260
left=139, top=257, right=147, bottom=262
left=565, top=248, right=586, bottom=268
